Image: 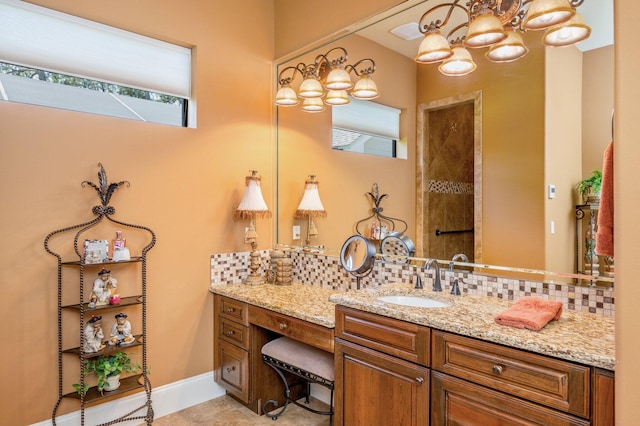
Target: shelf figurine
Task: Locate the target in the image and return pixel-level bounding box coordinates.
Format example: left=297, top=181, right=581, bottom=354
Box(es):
left=109, top=312, right=135, bottom=346
left=90, top=268, right=118, bottom=306
left=84, top=315, right=106, bottom=353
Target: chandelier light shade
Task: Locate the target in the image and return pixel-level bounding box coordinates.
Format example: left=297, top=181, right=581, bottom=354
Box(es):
left=485, top=29, right=529, bottom=62
left=543, top=12, right=591, bottom=47
left=415, top=29, right=452, bottom=64
left=351, top=75, right=379, bottom=100
left=325, top=89, right=351, bottom=106
left=274, top=83, right=299, bottom=106
left=325, top=66, right=354, bottom=90
left=464, top=10, right=507, bottom=48
left=295, top=175, right=327, bottom=246
left=414, top=0, right=590, bottom=76
left=274, top=47, right=378, bottom=112
left=298, top=77, right=324, bottom=98
left=523, top=0, right=575, bottom=31
left=235, top=170, right=271, bottom=286
left=439, top=44, right=477, bottom=76
left=302, top=97, right=326, bottom=113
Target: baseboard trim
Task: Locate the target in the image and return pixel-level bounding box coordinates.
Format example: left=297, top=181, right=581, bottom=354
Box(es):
left=31, top=371, right=225, bottom=426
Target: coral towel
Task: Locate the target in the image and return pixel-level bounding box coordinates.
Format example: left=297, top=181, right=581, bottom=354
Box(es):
left=494, top=297, right=563, bottom=331
left=596, top=141, right=614, bottom=257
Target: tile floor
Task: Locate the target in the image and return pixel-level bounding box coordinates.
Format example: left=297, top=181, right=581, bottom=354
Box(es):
left=149, top=395, right=331, bottom=425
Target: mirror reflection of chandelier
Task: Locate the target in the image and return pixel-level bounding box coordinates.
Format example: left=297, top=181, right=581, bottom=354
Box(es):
left=275, top=47, right=379, bottom=112
left=416, top=0, right=591, bottom=76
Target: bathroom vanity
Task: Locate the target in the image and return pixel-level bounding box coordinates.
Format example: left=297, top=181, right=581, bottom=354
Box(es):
left=210, top=283, right=614, bottom=424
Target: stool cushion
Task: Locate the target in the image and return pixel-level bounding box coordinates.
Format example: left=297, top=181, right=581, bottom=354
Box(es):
left=262, top=336, right=334, bottom=381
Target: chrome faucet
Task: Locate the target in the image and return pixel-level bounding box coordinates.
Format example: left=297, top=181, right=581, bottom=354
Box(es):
left=414, top=273, right=423, bottom=289
left=424, top=258, right=442, bottom=292
left=449, top=253, right=469, bottom=272
left=448, top=253, right=468, bottom=296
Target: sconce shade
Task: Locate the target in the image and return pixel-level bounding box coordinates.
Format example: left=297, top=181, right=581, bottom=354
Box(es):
left=464, top=12, right=507, bottom=48
left=302, top=97, right=325, bottom=113
left=275, top=84, right=299, bottom=106
left=325, top=67, right=353, bottom=90
left=439, top=45, right=476, bottom=76
left=486, top=29, right=529, bottom=62
left=523, top=0, right=575, bottom=30
left=298, top=77, right=324, bottom=98
left=295, top=177, right=327, bottom=218
left=235, top=171, right=271, bottom=220
left=543, top=12, right=591, bottom=47
left=351, top=75, right=379, bottom=100
left=415, top=30, right=452, bottom=64
left=325, top=90, right=350, bottom=106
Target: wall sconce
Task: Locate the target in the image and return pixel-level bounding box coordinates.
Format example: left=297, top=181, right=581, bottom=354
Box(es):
left=294, top=175, right=327, bottom=246
left=275, top=47, right=379, bottom=112
left=235, top=170, right=271, bottom=285
left=415, top=0, right=590, bottom=76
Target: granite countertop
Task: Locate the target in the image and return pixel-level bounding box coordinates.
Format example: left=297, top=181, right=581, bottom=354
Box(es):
left=209, top=283, right=337, bottom=328
left=329, top=283, right=615, bottom=371
left=209, top=282, right=615, bottom=371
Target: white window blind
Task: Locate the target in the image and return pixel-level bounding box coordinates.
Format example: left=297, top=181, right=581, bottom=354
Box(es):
left=332, top=99, right=400, bottom=139
left=0, top=0, right=191, bottom=98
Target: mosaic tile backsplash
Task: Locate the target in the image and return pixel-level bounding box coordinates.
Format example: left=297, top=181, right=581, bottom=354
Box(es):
left=210, top=250, right=614, bottom=317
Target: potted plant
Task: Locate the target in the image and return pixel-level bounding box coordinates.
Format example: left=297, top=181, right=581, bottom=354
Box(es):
left=577, top=170, right=602, bottom=203
left=74, top=351, right=141, bottom=396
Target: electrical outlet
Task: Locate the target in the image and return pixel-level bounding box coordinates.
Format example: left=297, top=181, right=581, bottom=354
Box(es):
left=293, top=225, right=301, bottom=240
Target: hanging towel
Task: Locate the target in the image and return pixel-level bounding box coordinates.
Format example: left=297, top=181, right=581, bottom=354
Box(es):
left=596, top=141, right=614, bottom=257
left=494, top=297, right=563, bottom=331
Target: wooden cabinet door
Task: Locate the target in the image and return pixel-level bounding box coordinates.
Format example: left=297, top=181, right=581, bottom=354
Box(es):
left=334, top=338, right=429, bottom=426
left=217, top=339, right=250, bottom=403
left=431, top=371, right=589, bottom=426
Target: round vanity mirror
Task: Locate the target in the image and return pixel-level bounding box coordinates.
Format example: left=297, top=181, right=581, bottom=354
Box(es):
left=340, top=234, right=376, bottom=277
left=380, top=231, right=415, bottom=261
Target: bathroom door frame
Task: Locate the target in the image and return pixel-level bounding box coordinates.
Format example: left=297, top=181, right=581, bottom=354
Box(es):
left=416, top=90, right=483, bottom=262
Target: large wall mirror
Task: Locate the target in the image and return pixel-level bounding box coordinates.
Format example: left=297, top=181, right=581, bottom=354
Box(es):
left=275, top=0, right=614, bottom=285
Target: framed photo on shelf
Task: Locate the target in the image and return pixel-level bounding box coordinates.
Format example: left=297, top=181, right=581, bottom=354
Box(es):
left=84, top=239, right=109, bottom=263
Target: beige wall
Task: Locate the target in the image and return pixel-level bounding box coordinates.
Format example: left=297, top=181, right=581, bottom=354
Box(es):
left=544, top=46, right=583, bottom=273
left=276, top=34, right=416, bottom=249
left=0, top=0, right=275, bottom=423
left=416, top=32, right=546, bottom=270
left=615, top=2, right=640, bottom=423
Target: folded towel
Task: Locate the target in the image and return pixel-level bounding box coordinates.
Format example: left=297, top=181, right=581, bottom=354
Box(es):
left=494, top=297, right=563, bottom=331
left=596, top=141, right=614, bottom=257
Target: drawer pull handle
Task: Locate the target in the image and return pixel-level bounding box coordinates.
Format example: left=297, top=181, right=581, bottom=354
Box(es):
left=226, top=331, right=235, bottom=336
left=415, top=377, right=424, bottom=385
left=226, top=366, right=235, bottom=373
left=226, top=308, right=235, bottom=313
left=492, top=365, right=504, bottom=375
left=279, top=323, right=288, bottom=330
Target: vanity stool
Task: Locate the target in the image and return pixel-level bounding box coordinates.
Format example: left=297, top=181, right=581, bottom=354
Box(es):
left=261, top=336, right=334, bottom=424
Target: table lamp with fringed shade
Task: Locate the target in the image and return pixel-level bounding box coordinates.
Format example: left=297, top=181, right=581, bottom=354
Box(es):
left=235, top=170, right=271, bottom=285
left=294, top=175, right=327, bottom=246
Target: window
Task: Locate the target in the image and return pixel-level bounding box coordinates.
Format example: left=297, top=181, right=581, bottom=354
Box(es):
left=0, top=0, right=192, bottom=127
left=331, top=99, right=402, bottom=158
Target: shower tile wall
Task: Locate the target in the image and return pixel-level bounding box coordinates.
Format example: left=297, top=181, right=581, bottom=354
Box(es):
left=426, top=102, right=475, bottom=261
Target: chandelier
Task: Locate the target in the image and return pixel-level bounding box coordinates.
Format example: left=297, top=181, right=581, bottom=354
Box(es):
left=415, top=0, right=591, bottom=76
left=275, top=47, right=379, bottom=113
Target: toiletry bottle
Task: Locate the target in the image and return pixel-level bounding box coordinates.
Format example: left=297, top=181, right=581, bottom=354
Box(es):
left=111, top=231, right=126, bottom=258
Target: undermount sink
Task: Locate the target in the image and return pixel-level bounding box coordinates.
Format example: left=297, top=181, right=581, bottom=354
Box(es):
left=376, top=295, right=450, bottom=308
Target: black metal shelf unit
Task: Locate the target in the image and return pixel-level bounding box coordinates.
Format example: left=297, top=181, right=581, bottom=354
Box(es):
left=44, top=164, right=156, bottom=426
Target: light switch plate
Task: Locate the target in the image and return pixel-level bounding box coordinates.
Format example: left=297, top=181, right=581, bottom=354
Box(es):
left=293, top=225, right=301, bottom=240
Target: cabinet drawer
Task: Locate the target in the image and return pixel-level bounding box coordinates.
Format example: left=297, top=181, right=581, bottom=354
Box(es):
left=335, top=305, right=430, bottom=366
left=432, top=371, right=589, bottom=426
left=217, top=294, right=248, bottom=326
left=219, top=318, right=249, bottom=350
left=217, top=339, right=250, bottom=403
left=432, top=331, right=590, bottom=418
left=249, top=305, right=334, bottom=353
